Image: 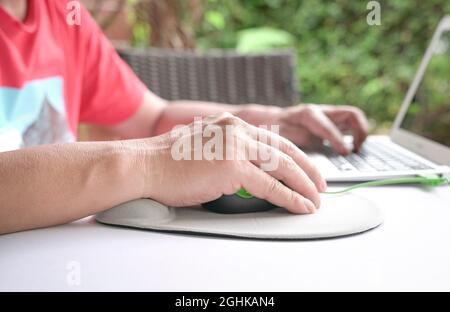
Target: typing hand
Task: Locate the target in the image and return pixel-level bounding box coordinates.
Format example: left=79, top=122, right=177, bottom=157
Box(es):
left=276, top=104, right=369, bottom=155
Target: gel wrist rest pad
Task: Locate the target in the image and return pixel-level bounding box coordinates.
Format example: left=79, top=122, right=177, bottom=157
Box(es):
left=96, top=194, right=383, bottom=240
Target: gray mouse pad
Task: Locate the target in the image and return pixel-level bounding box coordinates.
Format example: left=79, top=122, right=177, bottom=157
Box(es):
left=96, top=194, right=383, bottom=240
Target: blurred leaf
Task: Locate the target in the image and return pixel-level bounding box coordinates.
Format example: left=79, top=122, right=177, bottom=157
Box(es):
left=236, top=27, right=295, bottom=53
left=205, top=10, right=226, bottom=30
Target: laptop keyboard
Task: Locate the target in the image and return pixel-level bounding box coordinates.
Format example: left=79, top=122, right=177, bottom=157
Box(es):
left=325, top=141, right=433, bottom=172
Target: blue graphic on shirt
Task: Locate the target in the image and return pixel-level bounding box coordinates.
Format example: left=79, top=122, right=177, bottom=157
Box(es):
left=0, top=77, right=74, bottom=151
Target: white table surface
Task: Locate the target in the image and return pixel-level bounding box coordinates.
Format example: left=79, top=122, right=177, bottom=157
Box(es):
left=1, top=185, right=449, bottom=292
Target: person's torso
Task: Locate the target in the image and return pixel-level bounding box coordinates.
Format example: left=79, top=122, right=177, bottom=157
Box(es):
left=0, top=0, right=80, bottom=152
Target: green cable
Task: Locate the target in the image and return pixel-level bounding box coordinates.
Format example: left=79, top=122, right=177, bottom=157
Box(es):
left=323, top=175, right=450, bottom=195
left=236, top=175, right=449, bottom=198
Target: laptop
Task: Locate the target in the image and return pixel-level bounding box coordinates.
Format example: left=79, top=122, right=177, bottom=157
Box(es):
left=309, top=16, right=450, bottom=182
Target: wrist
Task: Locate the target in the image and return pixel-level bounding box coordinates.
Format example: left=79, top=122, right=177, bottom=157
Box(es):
left=131, top=136, right=172, bottom=200
left=109, top=139, right=154, bottom=200
left=234, top=104, right=283, bottom=127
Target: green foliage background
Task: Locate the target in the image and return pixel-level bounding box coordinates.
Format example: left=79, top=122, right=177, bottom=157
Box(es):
left=189, top=0, right=450, bottom=130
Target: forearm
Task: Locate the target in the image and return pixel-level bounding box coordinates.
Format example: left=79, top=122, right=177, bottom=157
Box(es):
left=110, top=90, right=284, bottom=139
left=153, top=100, right=283, bottom=135
left=0, top=141, right=146, bottom=234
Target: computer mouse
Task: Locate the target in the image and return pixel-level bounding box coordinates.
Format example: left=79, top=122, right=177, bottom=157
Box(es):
left=202, top=188, right=277, bottom=214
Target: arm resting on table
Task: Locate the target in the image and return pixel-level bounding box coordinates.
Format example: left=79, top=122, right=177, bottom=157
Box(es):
left=0, top=141, right=145, bottom=235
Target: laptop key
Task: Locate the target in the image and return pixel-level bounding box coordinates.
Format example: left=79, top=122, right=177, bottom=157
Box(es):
left=410, top=163, right=433, bottom=170
left=339, top=163, right=358, bottom=171
left=326, top=140, right=434, bottom=173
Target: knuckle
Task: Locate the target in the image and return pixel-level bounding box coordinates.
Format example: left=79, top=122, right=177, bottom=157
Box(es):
left=302, top=104, right=316, bottom=115
left=348, top=106, right=363, bottom=116
left=266, top=178, right=280, bottom=195
left=217, top=113, right=243, bottom=126
left=288, top=191, right=299, bottom=206
left=283, top=155, right=297, bottom=172
left=354, top=106, right=364, bottom=114
left=284, top=140, right=298, bottom=156
left=219, top=112, right=234, bottom=120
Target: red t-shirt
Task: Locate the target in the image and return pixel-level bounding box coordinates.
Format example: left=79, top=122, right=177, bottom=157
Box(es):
left=0, top=0, right=146, bottom=150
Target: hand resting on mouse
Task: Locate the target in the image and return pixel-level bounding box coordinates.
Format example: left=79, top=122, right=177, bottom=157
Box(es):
left=142, top=113, right=327, bottom=214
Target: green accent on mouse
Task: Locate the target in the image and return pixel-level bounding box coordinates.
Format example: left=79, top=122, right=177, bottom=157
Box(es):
left=236, top=188, right=254, bottom=199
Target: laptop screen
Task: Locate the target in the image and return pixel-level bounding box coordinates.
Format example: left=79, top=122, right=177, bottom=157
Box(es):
left=400, top=31, right=450, bottom=148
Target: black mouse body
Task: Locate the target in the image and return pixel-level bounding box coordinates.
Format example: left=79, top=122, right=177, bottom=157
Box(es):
left=202, top=194, right=277, bottom=214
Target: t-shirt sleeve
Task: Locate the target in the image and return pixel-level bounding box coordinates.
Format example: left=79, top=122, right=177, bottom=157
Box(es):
left=77, top=5, right=147, bottom=125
